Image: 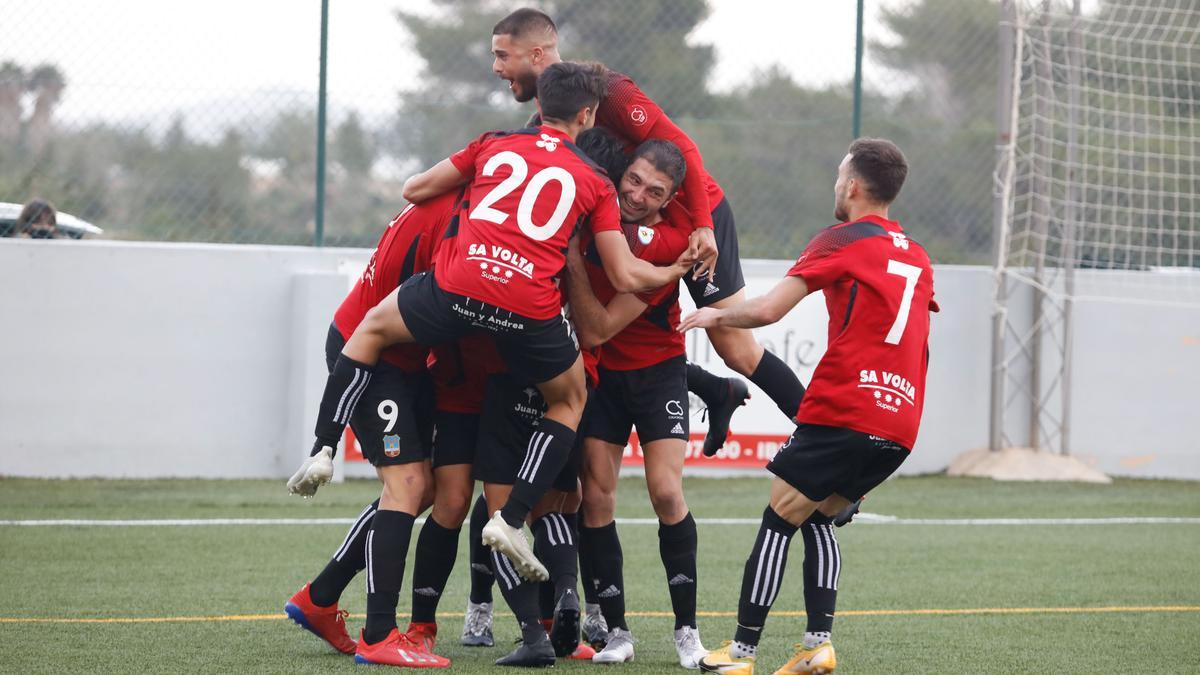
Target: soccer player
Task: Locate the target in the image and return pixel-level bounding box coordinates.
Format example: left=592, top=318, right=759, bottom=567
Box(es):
left=284, top=190, right=463, bottom=667
left=688, top=139, right=936, bottom=675
left=489, top=8, right=804, bottom=455
left=564, top=139, right=708, bottom=668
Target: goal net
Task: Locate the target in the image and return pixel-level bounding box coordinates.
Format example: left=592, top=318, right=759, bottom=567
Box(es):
left=1000, top=0, right=1200, bottom=306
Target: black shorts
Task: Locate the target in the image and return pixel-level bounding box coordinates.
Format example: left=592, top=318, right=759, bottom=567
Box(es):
left=767, top=423, right=909, bottom=502
left=474, top=373, right=582, bottom=493
left=682, top=197, right=745, bottom=307
left=582, top=355, right=689, bottom=445
left=431, top=411, right=479, bottom=469
left=397, top=271, right=578, bottom=384
left=325, top=325, right=434, bottom=467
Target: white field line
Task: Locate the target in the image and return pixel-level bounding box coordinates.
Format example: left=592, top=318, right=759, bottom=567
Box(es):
left=2, top=513, right=1200, bottom=527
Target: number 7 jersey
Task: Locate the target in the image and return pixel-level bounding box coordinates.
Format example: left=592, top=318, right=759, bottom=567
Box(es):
left=787, top=215, right=938, bottom=450
left=434, top=125, right=622, bottom=320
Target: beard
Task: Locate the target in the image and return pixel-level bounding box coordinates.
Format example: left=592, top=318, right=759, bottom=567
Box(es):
left=834, top=203, right=849, bottom=222
left=512, top=73, right=538, bottom=103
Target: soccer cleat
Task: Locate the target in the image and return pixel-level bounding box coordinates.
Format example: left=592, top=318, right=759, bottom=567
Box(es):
left=495, top=633, right=556, bottom=667
left=460, top=600, right=495, bottom=647
left=772, top=641, right=836, bottom=674
left=481, top=511, right=549, bottom=582
left=283, top=582, right=356, bottom=655
left=832, top=498, right=863, bottom=527
left=699, top=641, right=755, bottom=674
left=702, top=379, right=750, bottom=457
left=549, top=588, right=581, bottom=657
left=353, top=628, right=451, bottom=668
left=582, top=602, right=609, bottom=650
left=404, top=621, right=438, bottom=653
left=287, top=446, right=334, bottom=498
left=567, top=643, right=597, bottom=659
left=674, top=625, right=709, bottom=669
left=592, top=627, right=636, bottom=663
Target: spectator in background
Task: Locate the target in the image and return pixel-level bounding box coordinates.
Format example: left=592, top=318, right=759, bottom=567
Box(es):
left=16, top=199, right=59, bottom=238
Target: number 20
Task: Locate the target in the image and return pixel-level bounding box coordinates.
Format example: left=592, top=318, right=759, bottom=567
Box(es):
left=469, top=151, right=577, bottom=241
left=884, top=259, right=921, bottom=345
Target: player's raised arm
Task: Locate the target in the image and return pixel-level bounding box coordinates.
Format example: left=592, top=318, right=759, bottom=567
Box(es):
left=679, top=276, right=809, bottom=333
left=593, top=229, right=693, bottom=293
left=402, top=158, right=470, bottom=204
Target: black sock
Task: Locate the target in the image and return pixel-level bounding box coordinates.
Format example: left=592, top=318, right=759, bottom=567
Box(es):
left=314, top=354, right=375, bottom=449
left=580, top=521, right=626, bottom=631
left=491, top=549, right=547, bottom=646
left=468, top=493, right=495, bottom=605
left=734, top=507, right=798, bottom=646
left=502, top=419, right=576, bottom=527
left=578, top=508, right=598, bottom=605
left=801, top=511, right=840, bottom=633
left=658, top=513, right=698, bottom=630
left=534, top=512, right=580, bottom=602
left=747, top=350, right=805, bottom=421
left=409, top=515, right=461, bottom=624
left=686, top=362, right=729, bottom=408
left=309, top=499, right=378, bottom=607
left=363, top=509, right=416, bottom=644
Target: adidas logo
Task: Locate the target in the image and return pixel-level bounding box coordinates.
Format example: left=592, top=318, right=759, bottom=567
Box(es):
left=703, top=282, right=720, bottom=297
left=598, top=585, right=622, bottom=598
left=470, top=563, right=493, bottom=575
left=670, top=422, right=685, bottom=435
left=413, top=587, right=439, bottom=597
left=668, top=573, right=694, bottom=586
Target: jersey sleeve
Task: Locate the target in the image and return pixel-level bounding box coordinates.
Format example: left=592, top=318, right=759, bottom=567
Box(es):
left=601, top=73, right=666, bottom=144
left=587, top=179, right=622, bottom=235
left=644, top=116, right=713, bottom=230
left=448, top=131, right=491, bottom=175
left=787, top=228, right=862, bottom=292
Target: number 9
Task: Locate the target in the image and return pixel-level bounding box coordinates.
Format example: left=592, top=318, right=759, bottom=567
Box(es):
left=377, top=399, right=399, bottom=433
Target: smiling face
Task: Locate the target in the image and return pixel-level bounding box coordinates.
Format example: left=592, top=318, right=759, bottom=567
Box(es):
left=618, top=157, right=676, bottom=225
left=491, top=33, right=542, bottom=103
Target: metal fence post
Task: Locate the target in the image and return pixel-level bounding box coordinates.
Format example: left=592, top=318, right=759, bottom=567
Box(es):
left=315, top=0, right=329, bottom=247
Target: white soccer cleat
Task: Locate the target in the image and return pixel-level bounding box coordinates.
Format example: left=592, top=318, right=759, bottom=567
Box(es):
left=674, top=626, right=708, bottom=669
left=592, top=627, right=636, bottom=663
left=286, top=446, right=334, bottom=498
left=460, top=600, right=494, bottom=647
left=480, top=511, right=549, bottom=582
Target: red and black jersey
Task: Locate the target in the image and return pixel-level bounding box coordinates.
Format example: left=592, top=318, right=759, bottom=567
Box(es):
left=333, top=190, right=464, bottom=372
left=786, top=215, right=938, bottom=450
left=582, top=215, right=690, bottom=371
left=434, top=125, right=622, bottom=320
left=427, top=333, right=503, bottom=415
left=594, top=70, right=724, bottom=231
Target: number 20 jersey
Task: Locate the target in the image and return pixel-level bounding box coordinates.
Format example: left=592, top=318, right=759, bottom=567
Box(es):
left=786, top=215, right=938, bottom=450
left=434, top=125, right=622, bottom=321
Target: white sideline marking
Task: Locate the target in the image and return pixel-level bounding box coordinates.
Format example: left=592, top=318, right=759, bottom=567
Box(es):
left=2, top=514, right=1200, bottom=527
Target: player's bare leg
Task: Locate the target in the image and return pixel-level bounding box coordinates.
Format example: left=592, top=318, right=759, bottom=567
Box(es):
left=483, top=357, right=587, bottom=581
left=343, top=287, right=417, bottom=366
left=642, top=438, right=706, bottom=668
left=703, top=288, right=806, bottom=421
left=701, top=478, right=848, bottom=674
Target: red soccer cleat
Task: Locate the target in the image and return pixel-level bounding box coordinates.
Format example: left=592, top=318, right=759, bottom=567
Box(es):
left=354, top=628, right=451, bottom=668
left=284, top=583, right=356, bottom=655
left=567, top=643, right=597, bottom=660
left=404, top=621, right=438, bottom=653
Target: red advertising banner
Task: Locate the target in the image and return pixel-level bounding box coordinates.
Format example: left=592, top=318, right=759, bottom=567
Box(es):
left=344, top=428, right=788, bottom=469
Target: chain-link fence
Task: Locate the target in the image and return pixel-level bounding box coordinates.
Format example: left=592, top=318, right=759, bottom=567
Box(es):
left=1, top=0, right=1002, bottom=262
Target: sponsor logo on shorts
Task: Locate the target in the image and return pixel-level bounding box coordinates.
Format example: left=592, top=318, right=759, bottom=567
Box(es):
left=383, top=434, right=402, bottom=458
left=450, top=301, right=527, bottom=332
left=703, top=282, right=720, bottom=297
left=670, top=422, right=685, bottom=435
left=665, top=399, right=684, bottom=419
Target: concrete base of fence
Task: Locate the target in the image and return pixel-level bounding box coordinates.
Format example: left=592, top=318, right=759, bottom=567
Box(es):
left=947, top=447, right=1112, bottom=483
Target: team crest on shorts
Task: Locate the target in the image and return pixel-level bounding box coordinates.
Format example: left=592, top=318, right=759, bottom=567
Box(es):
left=383, top=435, right=402, bottom=458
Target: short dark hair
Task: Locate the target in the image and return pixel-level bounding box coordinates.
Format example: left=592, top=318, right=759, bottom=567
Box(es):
left=537, top=61, right=607, bottom=123
left=493, top=8, right=557, bottom=40
left=847, top=137, right=907, bottom=204
left=575, top=128, right=630, bottom=181
left=632, top=140, right=686, bottom=193
left=18, top=198, right=56, bottom=229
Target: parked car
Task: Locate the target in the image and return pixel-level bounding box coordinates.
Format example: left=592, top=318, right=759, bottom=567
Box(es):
left=0, top=202, right=104, bottom=239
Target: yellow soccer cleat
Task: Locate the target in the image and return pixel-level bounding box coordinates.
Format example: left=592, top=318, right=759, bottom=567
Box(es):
left=698, top=640, right=755, bottom=675
left=773, top=641, right=836, bottom=674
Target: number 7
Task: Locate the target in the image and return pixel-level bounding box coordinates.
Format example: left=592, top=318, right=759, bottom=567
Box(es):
left=884, top=260, right=921, bottom=345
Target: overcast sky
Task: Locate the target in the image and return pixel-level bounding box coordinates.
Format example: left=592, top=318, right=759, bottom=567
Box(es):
left=4, top=0, right=893, bottom=125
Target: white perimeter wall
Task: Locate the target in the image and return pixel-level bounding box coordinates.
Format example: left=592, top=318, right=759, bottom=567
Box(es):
left=1, top=239, right=1196, bottom=479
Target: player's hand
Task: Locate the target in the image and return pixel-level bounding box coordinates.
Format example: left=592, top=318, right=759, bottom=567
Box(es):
left=566, top=233, right=585, bottom=272
left=678, top=307, right=723, bottom=333
left=687, top=227, right=718, bottom=282
left=287, top=446, right=335, bottom=498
